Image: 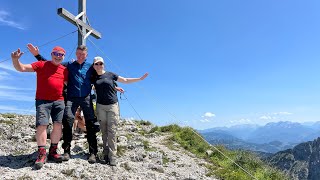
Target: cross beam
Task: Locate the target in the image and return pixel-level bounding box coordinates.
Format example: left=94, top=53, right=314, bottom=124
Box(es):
left=57, top=0, right=102, bottom=46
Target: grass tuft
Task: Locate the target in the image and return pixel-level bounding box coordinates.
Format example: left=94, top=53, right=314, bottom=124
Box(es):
left=135, top=120, right=152, bottom=126
left=117, top=145, right=126, bottom=156
left=1, top=113, right=16, bottom=119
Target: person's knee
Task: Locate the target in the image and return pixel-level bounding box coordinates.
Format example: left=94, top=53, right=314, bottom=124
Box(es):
left=65, top=113, right=74, bottom=121
left=52, top=122, right=62, bottom=129
left=63, top=115, right=75, bottom=126
left=86, top=118, right=100, bottom=133
left=36, top=125, right=47, bottom=131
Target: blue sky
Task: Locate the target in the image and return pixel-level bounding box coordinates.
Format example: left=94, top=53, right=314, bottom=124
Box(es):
left=1, top=0, right=320, bottom=129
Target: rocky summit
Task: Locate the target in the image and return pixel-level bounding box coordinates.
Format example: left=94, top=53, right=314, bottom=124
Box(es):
left=0, top=113, right=216, bottom=180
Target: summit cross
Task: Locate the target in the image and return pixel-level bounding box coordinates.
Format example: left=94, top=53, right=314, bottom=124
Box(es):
left=57, top=0, right=102, bottom=46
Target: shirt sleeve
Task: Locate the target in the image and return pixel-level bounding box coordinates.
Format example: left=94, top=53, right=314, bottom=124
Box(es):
left=112, top=72, right=119, bottom=81
left=31, top=61, right=44, bottom=72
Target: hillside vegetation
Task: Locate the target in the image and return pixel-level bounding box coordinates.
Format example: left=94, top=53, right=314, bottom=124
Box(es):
left=150, top=124, right=288, bottom=180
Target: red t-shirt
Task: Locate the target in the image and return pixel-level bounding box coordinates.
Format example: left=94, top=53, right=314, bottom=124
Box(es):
left=31, top=61, right=68, bottom=101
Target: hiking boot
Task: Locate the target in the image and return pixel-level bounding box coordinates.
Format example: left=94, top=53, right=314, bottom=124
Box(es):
left=109, top=156, right=117, bottom=166
left=88, top=154, right=96, bottom=164
left=48, top=145, right=63, bottom=163
left=61, top=145, right=71, bottom=161
left=35, top=148, right=46, bottom=170
left=61, top=152, right=70, bottom=161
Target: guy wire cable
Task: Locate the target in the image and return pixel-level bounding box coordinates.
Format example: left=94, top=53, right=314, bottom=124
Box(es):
left=0, top=30, right=77, bottom=116
left=0, top=30, right=78, bottom=64
left=66, top=42, right=79, bottom=62
left=120, top=92, right=144, bottom=121
left=87, top=38, right=220, bottom=131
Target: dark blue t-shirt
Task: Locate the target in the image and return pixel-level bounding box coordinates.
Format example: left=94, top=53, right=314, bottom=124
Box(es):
left=93, top=72, right=119, bottom=105
left=63, top=61, right=94, bottom=98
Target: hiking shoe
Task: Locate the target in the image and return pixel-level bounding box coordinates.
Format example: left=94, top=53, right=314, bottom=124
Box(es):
left=88, top=154, right=96, bottom=164
left=61, top=152, right=70, bottom=161
left=61, top=145, right=71, bottom=161
left=109, top=156, right=117, bottom=166
left=48, top=145, right=63, bottom=163
left=35, top=148, right=47, bottom=170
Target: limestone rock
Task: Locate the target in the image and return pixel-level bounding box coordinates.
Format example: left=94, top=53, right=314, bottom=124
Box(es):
left=0, top=113, right=216, bottom=180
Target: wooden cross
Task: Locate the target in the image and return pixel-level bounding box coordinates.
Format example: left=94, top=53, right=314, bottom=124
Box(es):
left=57, top=0, right=102, bottom=46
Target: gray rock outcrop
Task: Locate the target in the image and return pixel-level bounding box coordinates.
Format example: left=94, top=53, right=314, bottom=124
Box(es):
left=268, top=137, right=320, bottom=180
left=0, top=113, right=217, bottom=180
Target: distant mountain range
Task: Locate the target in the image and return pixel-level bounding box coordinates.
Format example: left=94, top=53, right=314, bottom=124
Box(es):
left=199, top=121, right=320, bottom=153
left=268, top=137, right=320, bottom=180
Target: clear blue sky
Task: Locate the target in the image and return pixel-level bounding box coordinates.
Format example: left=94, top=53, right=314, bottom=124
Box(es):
left=1, top=0, right=320, bottom=129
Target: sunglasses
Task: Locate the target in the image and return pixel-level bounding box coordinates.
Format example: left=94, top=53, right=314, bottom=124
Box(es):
left=94, top=62, right=104, bottom=66
left=52, top=52, right=65, bottom=57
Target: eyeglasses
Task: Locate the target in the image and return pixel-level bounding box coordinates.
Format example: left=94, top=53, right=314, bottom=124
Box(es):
left=94, top=62, right=104, bottom=66
left=52, top=52, right=65, bottom=57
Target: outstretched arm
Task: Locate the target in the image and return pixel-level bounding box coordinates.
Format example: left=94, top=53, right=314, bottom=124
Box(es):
left=27, top=43, right=47, bottom=61
left=115, top=86, right=125, bottom=93
left=11, top=49, right=34, bottom=72
left=117, top=72, right=149, bottom=84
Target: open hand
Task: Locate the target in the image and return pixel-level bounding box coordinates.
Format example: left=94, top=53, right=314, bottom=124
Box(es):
left=115, top=86, right=125, bottom=93
left=27, top=43, right=39, bottom=56
left=11, top=48, right=24, bottom=60
left=140, top=72, right=149, bottom=80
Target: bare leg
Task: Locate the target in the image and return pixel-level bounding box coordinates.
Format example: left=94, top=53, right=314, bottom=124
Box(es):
left=50, top=123, right=62, bottom=144
left=73, top=119, right=78, bottom=134
left=48, top=122, right=63, bottom=163
left=36, top=125, right=47, bottom=146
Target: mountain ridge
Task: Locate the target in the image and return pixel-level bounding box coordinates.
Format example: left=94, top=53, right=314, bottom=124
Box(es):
left=200, top=121, right=320, bottom=153
left=268, top=137, right=320, bottom=180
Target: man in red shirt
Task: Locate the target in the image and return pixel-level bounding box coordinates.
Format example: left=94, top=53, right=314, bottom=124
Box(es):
left=11, top=46, right=68, bottom=170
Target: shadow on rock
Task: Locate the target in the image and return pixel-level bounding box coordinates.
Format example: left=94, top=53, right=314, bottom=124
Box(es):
left=0, top=152, right=37, bottom=169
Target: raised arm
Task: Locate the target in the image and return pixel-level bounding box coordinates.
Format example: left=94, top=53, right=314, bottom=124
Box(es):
left=11, top=49, right=34, bottom=72
left=27, top=43, right=47, bottom=61
left=117, top=72, right=149, bottom=84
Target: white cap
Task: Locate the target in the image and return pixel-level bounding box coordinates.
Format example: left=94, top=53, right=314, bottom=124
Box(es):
left=93, top=56, right=104, bottom=64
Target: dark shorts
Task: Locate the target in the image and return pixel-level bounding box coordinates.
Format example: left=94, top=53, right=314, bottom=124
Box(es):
left=35, top=100, right=65, bottom=127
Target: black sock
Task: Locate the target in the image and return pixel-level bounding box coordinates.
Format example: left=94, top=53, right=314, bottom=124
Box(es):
left=38, top=146, right=45, bottom=149
left=50, top=143, right=58, bottom=148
